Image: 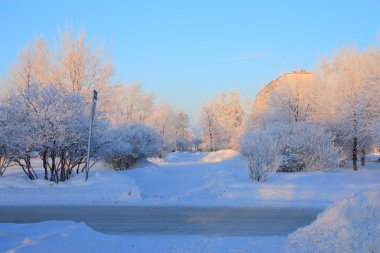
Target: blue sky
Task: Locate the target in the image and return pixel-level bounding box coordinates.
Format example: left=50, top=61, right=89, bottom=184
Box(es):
left=1, top=1, right=379, bottom=119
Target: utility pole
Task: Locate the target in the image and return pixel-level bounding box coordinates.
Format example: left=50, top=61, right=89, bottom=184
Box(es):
left=85, top=90, right=98, bottom=181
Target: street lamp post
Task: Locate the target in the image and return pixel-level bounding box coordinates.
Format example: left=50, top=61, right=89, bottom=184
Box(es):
left=85, top=90, right=98, bottom=181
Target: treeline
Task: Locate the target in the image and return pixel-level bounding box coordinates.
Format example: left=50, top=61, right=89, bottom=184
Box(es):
left=198, top=45, right=380, bottom=174
left=238, top=47, right=380, bottom=181
left=0, top=28, right=379, bottom=182
left=0, top=29, right=194, bottom=181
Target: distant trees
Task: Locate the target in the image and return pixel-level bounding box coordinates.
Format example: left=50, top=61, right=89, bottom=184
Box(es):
left=200, top=101, right=227, bottom=151
left=248, top=46, right=380, bottom=172
left=1, top=26, right=379, bottom=181
left=0, top=28, right=163, bottom=180
left=147, top=104, right=177, bottom=157
left=108, top=83, right=154, bottom=126
left=199, top=91, right=249, bottom=151
left=174, top=111, right=193, bottom=151
left=1, top=27, right=199, bottom=180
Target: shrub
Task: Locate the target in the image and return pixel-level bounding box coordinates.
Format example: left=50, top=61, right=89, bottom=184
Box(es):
left=274, top=122, right=342, bottom=172
left=105, top=123, right=161, bottom=170
left=239, top=131, right=282, bottom=182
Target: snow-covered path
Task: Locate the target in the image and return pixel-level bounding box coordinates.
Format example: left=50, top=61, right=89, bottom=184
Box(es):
left=1, top=150, right=380, bottom=207
left=0, top=206, right=321, bottom=236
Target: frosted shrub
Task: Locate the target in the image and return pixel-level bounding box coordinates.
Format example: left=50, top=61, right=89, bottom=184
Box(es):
left=275, top=122, right=341, bottom=172
left=239, top=131, right=282, bottom=182
left=105, top=123, right=161, bottom=170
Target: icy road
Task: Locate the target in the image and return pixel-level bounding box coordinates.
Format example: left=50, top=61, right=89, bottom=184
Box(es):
left=0, top=206, right=321, bottom=236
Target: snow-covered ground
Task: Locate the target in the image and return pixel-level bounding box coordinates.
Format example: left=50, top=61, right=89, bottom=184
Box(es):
left=1, top=150, right=379, bottom=207
left=1, top=150, right=379, bottom=252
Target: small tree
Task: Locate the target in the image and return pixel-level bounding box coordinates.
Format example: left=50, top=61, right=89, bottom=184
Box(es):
left=239, top=131, right=282, bottom=182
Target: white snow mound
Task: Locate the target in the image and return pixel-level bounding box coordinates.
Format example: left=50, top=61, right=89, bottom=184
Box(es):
left=286, top=187, right=380, bottom=253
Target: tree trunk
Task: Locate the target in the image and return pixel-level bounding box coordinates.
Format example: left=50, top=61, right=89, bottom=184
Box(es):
left=353, top=137, right=358, bottom=171
left=59, top=151, right=67, bottom=182
left=50, top=152, right=56, bottom=181
left=42, top=150, right=48, bottom=180
left=361, top=149, right=365, bottom=166
left=25, top=151, right=38, bottom=180
left=208, top=122, right=213, bottom=152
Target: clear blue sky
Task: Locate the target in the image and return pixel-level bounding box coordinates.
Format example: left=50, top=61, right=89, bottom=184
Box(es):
left=1, top=1, right=379, bottom=119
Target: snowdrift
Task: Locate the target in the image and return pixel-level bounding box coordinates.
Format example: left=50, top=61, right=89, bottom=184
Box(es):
left=0, top=221, right=285, bottom=253
left=286, top=187, right=380, bottom=253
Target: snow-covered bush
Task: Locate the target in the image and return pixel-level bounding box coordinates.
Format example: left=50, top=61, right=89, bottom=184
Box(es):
left=0, top=84, right=110, bottom=181
left=105, top=123, right=161, bottom=170
left=0, top=133, right=12, bottom=176
left=239, top=131, right=282, bottom=182
left=273, top=122, right=341, bottom=172
left=0, top=105, right=16, bottom=176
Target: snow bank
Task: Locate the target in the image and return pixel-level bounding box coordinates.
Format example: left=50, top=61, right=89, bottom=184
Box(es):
left=201, top=150, right=241, bottom=163
left=286, top=187, right=380, bottom=253
left=0, top=221, right=285, bottom=253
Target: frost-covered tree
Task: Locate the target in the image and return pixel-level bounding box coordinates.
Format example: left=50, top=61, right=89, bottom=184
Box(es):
left=200, top=102, right=227, bottom=151
left=1, top=84, right=109, bottom=181
left=147, top=103, right=177, bottom=157
left=200, top=91, right=249, bottom=151
left=55, top=29, right=114, bottom=96
left=6, top=37, right=54, bottom=90
left=174, top=110, right=192, bottom=151
left=262, top=72, right=318, bottom=126
left=5, top=29, right=114, bottom=98
left=105, top=123, right=160, bottom=170
left=318, top=48, right=380, bottom=170
left=108, top=83, right=154, bottom=126
left=239, top=130, right=282, bottom=182
left=220, top=91, right=249, bottom=149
